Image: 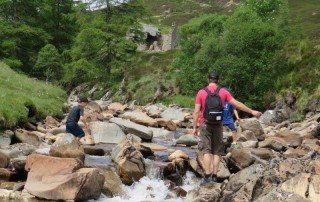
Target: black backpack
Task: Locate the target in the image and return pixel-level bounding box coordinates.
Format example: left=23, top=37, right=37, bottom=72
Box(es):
left=203, top=87, right=223, bottom=123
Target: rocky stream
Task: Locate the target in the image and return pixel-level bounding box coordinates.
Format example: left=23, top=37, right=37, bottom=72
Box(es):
left=0, top=98, right=320, bottom=202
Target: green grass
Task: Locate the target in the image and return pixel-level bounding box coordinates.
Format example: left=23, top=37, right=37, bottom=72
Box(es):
left=118, top=50, right=182, bottom=105
left=129, top=50, right=176, bottom=80
left=0, top=62, right=66, bottom=128
left=142, top=0, right=229, bottom=28
left=159, top=95, right=195, bottom=108
left=288, top=0, right=320, bottom=40
left=131, top=0, right=320, bottom=111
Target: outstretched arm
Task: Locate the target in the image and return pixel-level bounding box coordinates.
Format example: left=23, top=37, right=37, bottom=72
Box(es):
left=229, top=98, right=262, bottom=118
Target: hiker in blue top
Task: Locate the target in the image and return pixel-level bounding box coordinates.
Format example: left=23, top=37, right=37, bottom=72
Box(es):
left=222, top=88, right=240, bottom=148
left=66, top=96, right=90, bottom=139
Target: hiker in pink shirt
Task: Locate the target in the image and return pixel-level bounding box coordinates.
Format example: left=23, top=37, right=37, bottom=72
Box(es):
left=192, top=71, right=262, bottom=184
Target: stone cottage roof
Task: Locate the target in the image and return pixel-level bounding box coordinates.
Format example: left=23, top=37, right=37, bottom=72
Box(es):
left=142, top=25, right=161, bottom=37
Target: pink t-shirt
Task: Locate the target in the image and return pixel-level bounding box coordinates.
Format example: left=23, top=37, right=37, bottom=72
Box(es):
left=195, top=85, right=233, bottom=125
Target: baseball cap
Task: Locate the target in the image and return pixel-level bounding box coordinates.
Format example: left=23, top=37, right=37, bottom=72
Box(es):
left=78, top=96, right=89, bottom=103
left=208, top=71, right=219, bottom=80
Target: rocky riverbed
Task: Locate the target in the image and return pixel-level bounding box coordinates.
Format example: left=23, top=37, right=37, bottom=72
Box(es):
left=0, top=99, right=320, bottom=202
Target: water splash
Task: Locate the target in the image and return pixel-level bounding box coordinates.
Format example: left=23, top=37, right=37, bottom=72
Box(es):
left=94, top=177, right=179, bottom=202
left=92, top=171, right=200, bottom=202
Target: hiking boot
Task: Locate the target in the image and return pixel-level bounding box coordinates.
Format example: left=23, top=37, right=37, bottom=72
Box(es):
left=231, top=142, right=240, bottom=150
left=211, top=175, right=218, bottom=182
left=200, top=175, right=212, bottom=185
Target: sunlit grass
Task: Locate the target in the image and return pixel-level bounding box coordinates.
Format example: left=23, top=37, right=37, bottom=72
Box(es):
left=0, top=62, right=66, bottom=128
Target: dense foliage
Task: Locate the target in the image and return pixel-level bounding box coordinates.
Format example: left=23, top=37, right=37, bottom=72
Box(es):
left=0, top=0, right=75, bottom=73
left=0, top=0, right=146, bottom=88
left=173, top=0, right=290, bottom=108
left=0, top=0, right=318, bottom=113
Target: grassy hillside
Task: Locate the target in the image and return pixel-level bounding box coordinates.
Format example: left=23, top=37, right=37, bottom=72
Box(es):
left=288, top=0, right=320, bottom=40
left=143, top=0, right=231, bottom=33
left=124, top=0, right=319, bottom=111
left=0, top=62, right=66, bottom=128
left=114, top=50, right=194, bottom=108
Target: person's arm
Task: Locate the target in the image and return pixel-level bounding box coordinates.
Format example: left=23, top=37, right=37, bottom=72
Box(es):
left=192, top=104, right=201, bottom=137
left=80, top=116, right=89, bottom=129
left=229, top=98, right=262, bottom=118
left=233, top=108, right=241, bottom=124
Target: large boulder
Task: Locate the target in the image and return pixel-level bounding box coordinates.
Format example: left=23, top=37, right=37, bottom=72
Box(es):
left=0, top=150, right=9, bottom=168
left=123, top=111, right=158, bottom=127
left=43, top=116, right=60, bottom=128
left=237, top=130, right=258, bottom=142
left=10, top=156, right=27, bottom=171
left=102, top=167, right=125, bottom=197
left=278, top=158, right=305, bottom=179
left=0, top=168, right=12, bottom=181
left=196, top=153, right=231, bottom=179
left=110, top=118, right=153, bottom=141
left=260, top=110, right=285, bottom=126
left=176, top=134, right=198, bottom=147
left=145, top=105, right=163, bottom=118
left=250, top=148, right=275, bottom=160
left=117, top=157, right=145, bottom=185
left=275, top=131, right=303, bottom=147
left=1, top=143, right=37, bottom=159
left=25, top=154, right=104, bottom=201
left=86, top=101, right=102, bottom=113
left=168, top=150, right=189, bottom=161
left=308, top=175, right=320, bottom=202
left=149, top=127, right=175, bottom=139
left=108, top=102, right=127, bottom=113
left=221, top=172, right=262, bottom=202
left=307, top=160, right=320, bottom=175
left=186, top=182, right=221, bottom=202
left=111, top=135, right=146, bottom=185
left=155, top=118, right=177, bottom=131
left=255, top=188, right=312, bottom=202
left=228, top=149, right=255, bottom=170
left=14, top=129, right=41, bottom=146
left=224, top=164, right=265, bottom=193
left=259, top=137, right=288, bottom=152
left=0, top=130, right=14, bottom=148
left=90, top=121, right=126, bottom=144
left=240, top=118, right=265, bottom=141
left=160, top=108, right=185, bottom=122
left=281, top=173, right=311, bottom=198
left=283, top=148, right=308, bottom=158
left=49, top=133, right=85, bottom=163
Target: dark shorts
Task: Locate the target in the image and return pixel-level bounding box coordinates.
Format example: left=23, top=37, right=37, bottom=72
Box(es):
left=198, top=123, right=224, bottom=155
left=66, top=122, right=85, bottom=138
left=223, top=122, right=236, bottom=131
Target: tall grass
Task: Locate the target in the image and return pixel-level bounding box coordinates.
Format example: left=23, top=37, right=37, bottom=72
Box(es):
left=0, top=62, right=66, bottom=128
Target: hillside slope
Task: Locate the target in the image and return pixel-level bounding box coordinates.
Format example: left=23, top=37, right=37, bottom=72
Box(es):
left=121, top=0, right=319, bottom=114
left=0, top=62, right=66, bottom=128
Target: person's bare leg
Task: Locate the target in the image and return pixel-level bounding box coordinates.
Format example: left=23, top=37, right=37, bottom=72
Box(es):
left=232, top=131, right=238, bottom=143
left=203, top=153, right=212, bottom=174
left=212, top=154, right=220, bottom=174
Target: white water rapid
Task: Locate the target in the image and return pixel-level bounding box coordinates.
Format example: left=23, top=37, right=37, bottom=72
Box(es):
left=92, top=168, right=200, bottom=202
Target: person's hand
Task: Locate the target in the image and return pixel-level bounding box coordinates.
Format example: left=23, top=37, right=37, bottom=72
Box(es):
left=236, top=118, right=241, bottom=125
left=251, top=110, right=262, bottom=118
left=193, top=128, right=198, bottom=137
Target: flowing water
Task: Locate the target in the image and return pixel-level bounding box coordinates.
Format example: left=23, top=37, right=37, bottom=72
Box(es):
left=86, top=128, right=200, bottom=202
left=91, top=164, right=200, bottom=202
left=93, top=171, right=199, bottom=202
